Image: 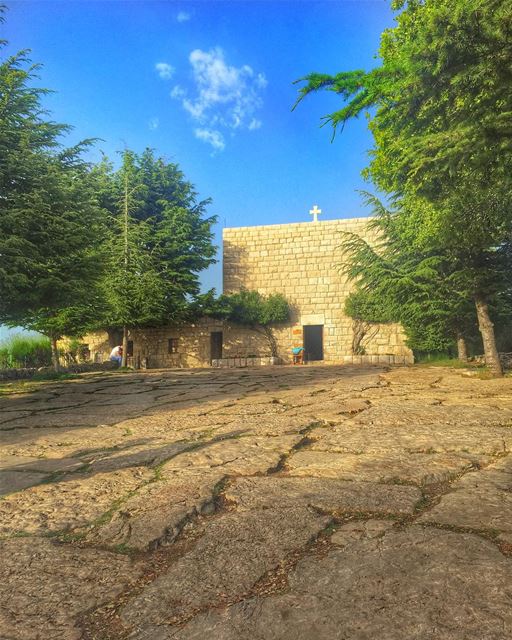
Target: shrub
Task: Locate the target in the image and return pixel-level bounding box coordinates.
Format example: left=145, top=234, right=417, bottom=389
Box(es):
left=0, top=334, right=52, bottom=369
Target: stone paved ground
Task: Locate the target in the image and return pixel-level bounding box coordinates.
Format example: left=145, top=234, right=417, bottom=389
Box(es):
left=1, top=364, right=512, bottom=639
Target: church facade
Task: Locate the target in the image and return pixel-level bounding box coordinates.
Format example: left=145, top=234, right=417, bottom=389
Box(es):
left=223, top=217, right=413, bottom=365
left=81, top=217, right=413, bottom=368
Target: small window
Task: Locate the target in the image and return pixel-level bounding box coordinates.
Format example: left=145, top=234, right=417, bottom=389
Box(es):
left=168, top=338, right=179, bottom=354
left=127, top=340, right=134, bottom=357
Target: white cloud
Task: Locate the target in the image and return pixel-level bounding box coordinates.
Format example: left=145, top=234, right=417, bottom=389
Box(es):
left=148, top=117, right=159, bottom=130
left=171, top=47, right=266, bottom=150
left=248, top=118, right=262, bottom=130
left=170, top=85, right=186, bottom=99
left=194, top=128, right=225, bottom=151
left=255, top=73, right=268, bottom=89
left=176, top=11, right=191, bottom=23
left=155, top=62, right=174, bottom=80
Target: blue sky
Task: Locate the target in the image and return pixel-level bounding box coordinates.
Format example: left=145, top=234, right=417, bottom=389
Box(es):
left=3, top=0, right=395, bottom=309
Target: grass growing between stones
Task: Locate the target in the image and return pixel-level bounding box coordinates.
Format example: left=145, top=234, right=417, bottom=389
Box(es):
left=0, top=379, right=51, bottom=396
left=0, top=529, right=33, bottom=541
left=267, top=421, right=325, bottom=474
left=0, top=371, right=91, bottom=396
left=77, top=509, right=219, bottom=640
left=417, top=521, right=512, bottom=556
left=415, top=355, right=483, bottom=368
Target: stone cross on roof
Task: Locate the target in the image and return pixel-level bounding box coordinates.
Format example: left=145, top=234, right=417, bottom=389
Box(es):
left=309, top=204, right=322, bottom=222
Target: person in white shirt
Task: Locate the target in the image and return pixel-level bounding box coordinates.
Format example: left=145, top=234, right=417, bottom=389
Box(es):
left=109, top=345, right=123, bottom=366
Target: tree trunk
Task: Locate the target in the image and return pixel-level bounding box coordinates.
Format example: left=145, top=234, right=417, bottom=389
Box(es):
left=352, top=319, right=367, bottom=355
left=50, top=335, right=61, bottom=372
left=263, top=326, right=278, bottom=358
left=352, top=320, right=379, bottom=355
left=456, top=331, right=468, bottom=362
left=121, top=172, right=129, bottom=370
left=121, top=326, right=128, bottom=368
left=474, top=294, right=502, bottom=376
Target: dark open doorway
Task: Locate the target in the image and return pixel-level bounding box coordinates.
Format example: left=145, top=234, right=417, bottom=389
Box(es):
left=303, top=325, right=324, bottom=361
left=210, top=331, right=223, bottom=362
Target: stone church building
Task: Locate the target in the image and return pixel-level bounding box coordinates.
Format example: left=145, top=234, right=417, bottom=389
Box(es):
left=83, top=216, right=413, bottom=368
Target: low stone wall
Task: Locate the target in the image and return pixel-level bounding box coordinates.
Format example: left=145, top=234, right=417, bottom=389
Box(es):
left=471, top=353, right=512, bottom=369
left=501, top=353, right=512, bottom=368
left=0, top=362, right=116, bottom=381
left=211, top=356, right=282, bottom=368
left=341, top=354, right=414, bottom=366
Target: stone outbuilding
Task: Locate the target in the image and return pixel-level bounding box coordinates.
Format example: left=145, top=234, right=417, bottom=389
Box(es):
left=81, top=217, right=413, bottom=368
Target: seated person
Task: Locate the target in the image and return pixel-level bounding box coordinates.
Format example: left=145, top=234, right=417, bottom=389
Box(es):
left=110, top=345, right=123, bottom=366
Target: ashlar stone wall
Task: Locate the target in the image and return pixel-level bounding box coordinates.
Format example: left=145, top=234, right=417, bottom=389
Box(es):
left=80, top=319, right=273, bottom=369
left=223, top=217, right=414, bottom=364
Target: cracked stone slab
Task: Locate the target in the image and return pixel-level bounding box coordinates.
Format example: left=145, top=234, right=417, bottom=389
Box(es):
left=0, top=425, right=148, bottom=459
left=85, top=473, right=225, bottom=550
left=2, top=365, right=512, bottom=640
left=418, top=456, right=512, bottom=533
left=0, top=454, right=84, bottom=473
left=297, top=398, right=373, bottom=423
left=121, top=506, right=330, bottom=632
left=224, top=477, right=421, bottom=515
left=349, top=399, right=512, bottom=431
left=384, top=367, right=512, bottom=395
left=330, top=519, right=395, bottom=546
left=86, top=440, right=194, bottom=473
left=0, top=469, right=48, bottom=496
left=286, top=450, right=485, bottom=485
left=0, top=467, right=153, bottom=536
left=0, top=537, right=142, bottom=640
left=215, top=414, right=317, bottom=437
left=0, top=410, right=134, bottom=430
left=207, top=402, right=288, bottom=417
left=0, top=410, right=33, bottom=426
left=277, top=376, right=383, bottom=408
left=160, top=435, right=301, bottom=477
left=308, top=421, right=511, bottom=456
left=1, top=395, right=93, bottom=414
left=163, top=528, right=512, bottom=640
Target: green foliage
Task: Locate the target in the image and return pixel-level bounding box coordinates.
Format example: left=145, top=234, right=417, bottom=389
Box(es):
left=0, top=334, right=51, bottom=368
left=97, top=149, right=217, bottom=330
left=211, top=290, right=290, bottom=327
left=260, top=293, right=290, bottom=326
left=340, top=195, right=482, bottom=354
left=344, top=290, right=394, bottom=324
left=344, top=289, right=393, bottom=355
left=295, top=0, right=512, bottom=372
left=0, top=14, right=216, bottom=370
left=0, top=34, right=105, bottom=352
left=203, top=290, right=290, bottom=357
left=65, top=338, right=90, bottom=363
left=414, top=355, right=477, bottom=368
left=296, top=0, right=512, bottom=194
